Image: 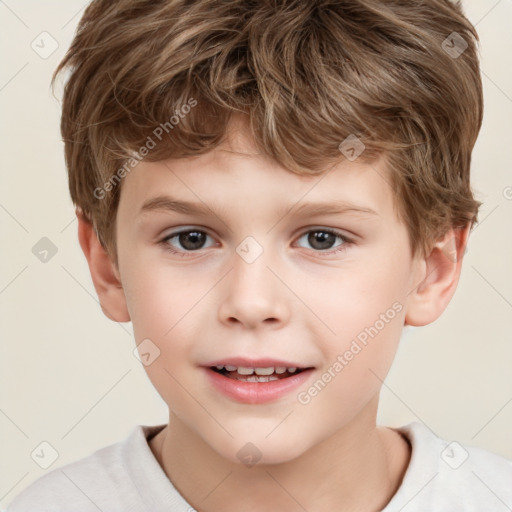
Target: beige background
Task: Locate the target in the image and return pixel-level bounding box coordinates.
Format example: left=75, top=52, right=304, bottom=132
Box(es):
left=1, top=0, right=511, bottom=507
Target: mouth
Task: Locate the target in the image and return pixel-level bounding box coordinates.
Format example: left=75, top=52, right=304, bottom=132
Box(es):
left=202, top=359, right=316, bottom=404
left=201, top=358, right=316, bottom=403
left=209, top=364, right=311, bottom=382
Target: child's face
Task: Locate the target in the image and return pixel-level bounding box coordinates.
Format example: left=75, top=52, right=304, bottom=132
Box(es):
left=114, top=117, right=424, bottom=464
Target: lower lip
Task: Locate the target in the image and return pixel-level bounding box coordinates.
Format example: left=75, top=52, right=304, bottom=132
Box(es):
left=203, top=367, right=315, bottom=404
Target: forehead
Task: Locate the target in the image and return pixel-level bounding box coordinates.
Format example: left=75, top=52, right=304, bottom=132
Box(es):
left=118, top=117, right=397, bottom=224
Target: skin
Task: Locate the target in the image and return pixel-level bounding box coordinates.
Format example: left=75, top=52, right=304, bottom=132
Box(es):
left=78, top=114, right=470, bottom=511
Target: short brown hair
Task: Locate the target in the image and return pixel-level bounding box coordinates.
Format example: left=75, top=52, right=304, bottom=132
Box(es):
left=51, top=0, right=483, bottom=266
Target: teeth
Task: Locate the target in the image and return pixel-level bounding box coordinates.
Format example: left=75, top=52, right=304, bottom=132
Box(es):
left=254, top=367, right=274, bottom=376
left=214, top=365, right=302, bottom=375
left=234, top=375, right=280, bottom=382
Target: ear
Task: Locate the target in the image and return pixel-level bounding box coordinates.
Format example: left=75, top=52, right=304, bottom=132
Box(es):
left=404, top=224, right=470, bottom=327
left=76, top=210, right=130, bottom=322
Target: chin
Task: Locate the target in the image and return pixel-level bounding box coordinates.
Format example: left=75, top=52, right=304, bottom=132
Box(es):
left=207, top=429, right=313, bottom=468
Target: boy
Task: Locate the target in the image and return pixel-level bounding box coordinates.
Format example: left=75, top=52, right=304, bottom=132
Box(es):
left=7, top=0, right=512, bottom=510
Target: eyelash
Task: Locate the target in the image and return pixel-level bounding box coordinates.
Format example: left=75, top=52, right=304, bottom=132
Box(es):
left=158, top=228, right=354, bottom=257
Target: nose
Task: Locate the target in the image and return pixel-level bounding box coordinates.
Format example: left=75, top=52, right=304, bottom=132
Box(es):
left=217, top=244, right=291, bottom=330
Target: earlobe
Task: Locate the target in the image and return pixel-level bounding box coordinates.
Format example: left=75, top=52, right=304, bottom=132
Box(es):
left=76, top=210, right=131, bottom=323
left=404, top=224, right=470, bottom=327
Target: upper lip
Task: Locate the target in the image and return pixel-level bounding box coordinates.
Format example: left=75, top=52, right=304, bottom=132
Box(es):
left=202, top=357, right=314, bottom=369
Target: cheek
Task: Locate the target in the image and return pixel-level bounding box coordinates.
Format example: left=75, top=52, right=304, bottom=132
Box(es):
left=295, top=253, right=408, bottom=412
left=123, top=259, right=196, bottom=338
left=296, top=307, right=405, bottom=432
left=302, top=255, right=408, bottom=349
left=126, top=268, right=198, bottom=414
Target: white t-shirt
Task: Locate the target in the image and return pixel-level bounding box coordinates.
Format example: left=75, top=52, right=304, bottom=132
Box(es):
left=5, top=422, right=512, bottom=511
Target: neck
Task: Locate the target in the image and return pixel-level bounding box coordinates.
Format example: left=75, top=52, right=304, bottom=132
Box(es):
left=150, top=397, right=410, bottom=512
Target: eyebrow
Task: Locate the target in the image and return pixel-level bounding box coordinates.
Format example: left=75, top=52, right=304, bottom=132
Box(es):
left=139, top=195, right=379, bottom=219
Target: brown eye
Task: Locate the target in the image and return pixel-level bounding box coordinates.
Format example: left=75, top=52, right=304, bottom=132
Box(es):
left=176, top=231, right=207, bottom=250
left=161, top=229, right=214, bottom=253
left=307, top=231, right=337, bottom=250
left=296, top=228, right=352, bottom=255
